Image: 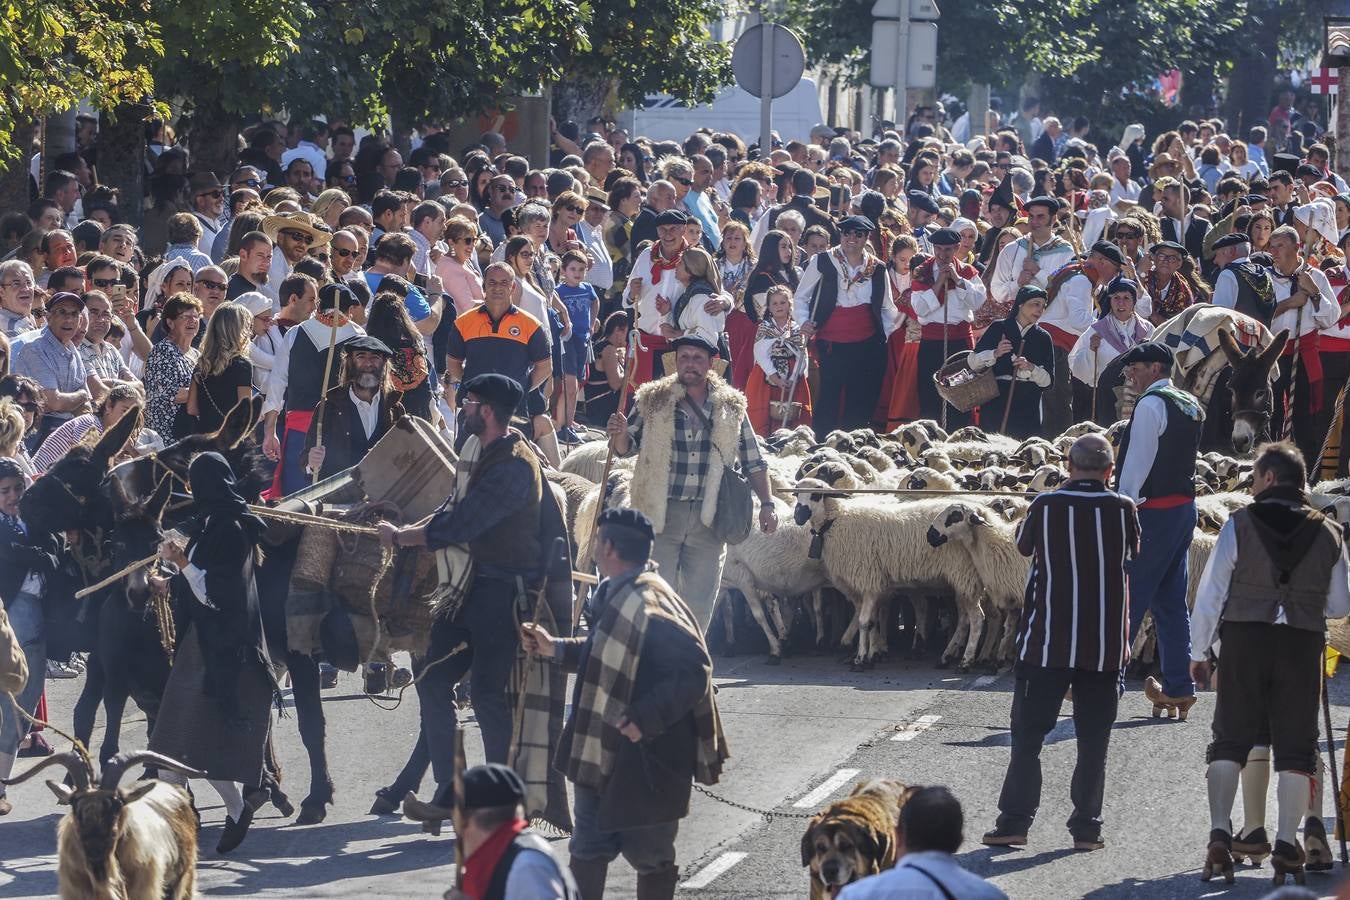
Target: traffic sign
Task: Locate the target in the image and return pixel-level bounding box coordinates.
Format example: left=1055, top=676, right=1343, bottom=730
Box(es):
left=732, top=24, right=806, bottom=100
left=870, top=20, right=938, bottom=89
left=870, top=0, right=940, bottom=20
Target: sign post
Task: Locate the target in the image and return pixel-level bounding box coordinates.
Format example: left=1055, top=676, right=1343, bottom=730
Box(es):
left=732, top=23, right=806, bottom=155
left=870, top=0, right=941, bottom=128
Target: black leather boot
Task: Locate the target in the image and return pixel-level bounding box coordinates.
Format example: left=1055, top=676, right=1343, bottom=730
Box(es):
left=569, top=856, right=609, bottom=900
left=635, top=863, right=679, bottom=900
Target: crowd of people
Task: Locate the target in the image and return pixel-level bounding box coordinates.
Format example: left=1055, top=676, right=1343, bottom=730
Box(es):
left=0, top=93, right=1349, bottom=897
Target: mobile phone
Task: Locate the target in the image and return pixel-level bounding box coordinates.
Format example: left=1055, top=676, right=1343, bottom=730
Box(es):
left=110, top=284, right=126, bottom=302
left=412, top=272, right=430, bottom=290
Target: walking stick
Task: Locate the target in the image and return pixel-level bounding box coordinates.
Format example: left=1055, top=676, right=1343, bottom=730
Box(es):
left=308, top=312, right=342, bottom=484
left=576, top=327, right=639, bottom=630
left=1322, top=647, right=1349, bottom=864
left=451, top=721, right=467, bottom=881
left=1284, top=299, right=1306, bottom=443
left=998, top=332, right=1025, bottom=435
left=940, top=268, right=950, bottom=431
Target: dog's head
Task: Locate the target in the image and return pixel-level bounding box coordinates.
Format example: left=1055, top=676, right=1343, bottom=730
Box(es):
left=801, top=807, right=893, bottom=896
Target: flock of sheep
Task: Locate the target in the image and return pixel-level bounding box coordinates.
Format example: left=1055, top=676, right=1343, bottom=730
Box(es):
left=557, top=419, right=1350, bottom=673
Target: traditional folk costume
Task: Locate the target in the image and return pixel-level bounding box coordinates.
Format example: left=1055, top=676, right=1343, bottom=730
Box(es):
left=971, top=287, right=1055, bottom=439
left=1067, top=303, right=1154, bottom=425
left=261, top=304, right=362, bottom=498
left=1267, top=262, right=1338, bottom=469
left=909, top=229, right=986, bottom=428
left=302, top=336, right=404, bottom=481
left=876, top=267, right=922, bottom=429
left=667, top=278, right=726, bottom=349
left=1192, top=483, right=1350, bottom=883
left=623, top=213, right=689, bottom=386
left=1316, top=271, right=1350, bottom=479
left=988, top=221, right=1075, bottom=312
left=793, top=219, right=897, bottom=438
left=746, top=315, right=811, bottom=436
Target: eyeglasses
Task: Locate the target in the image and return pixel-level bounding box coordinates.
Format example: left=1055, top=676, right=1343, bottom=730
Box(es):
left=280, top=229, right=314, bottom=245
left=566, top=205, right=585, bottom=215
left=339, top=175, right=357, bottom=185
left=313, top=253, right=331, bottom=263
left=1154, top=253, right=1183, bottom=263
left=196, top=279, right=227, bottom=291
left=445, top=179, right=467, bottom=188
left=18, top=402, right=39, bottom=414
left=674, top=177, right=693, bottom=186
left=91, top=277, right=119, bottom=288
left=234, top=179, right=261, bottom=189
left=518, top=250, right=537, bottom=259
left=492, top=185, right=515, bottom=194
left=200, top=190, right=224, bottom=199
left=1115, top=230, right=1142, bottom=239
left=456, top=237, right=476, bottom=244
left=842, top=229, right=868, bottom=237
left=333, top=247, right=357, bottom=258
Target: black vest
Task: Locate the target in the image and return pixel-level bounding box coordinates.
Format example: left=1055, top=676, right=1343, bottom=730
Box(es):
left=807, top=252, right=889, bottom=342
left=1115, top=386, right=1201, bottom=500
left=283, top=327, right=344, bottom=414
left=483, top=831, right=578, bottom=900
left=1223, top=260, right=1276, bottom=327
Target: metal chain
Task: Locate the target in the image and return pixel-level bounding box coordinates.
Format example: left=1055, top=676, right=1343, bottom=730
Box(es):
left=692, top=784, right=817, bottom=820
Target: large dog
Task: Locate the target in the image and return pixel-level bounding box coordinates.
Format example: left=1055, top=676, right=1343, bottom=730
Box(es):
left=801, top=778, right=915, bottom=899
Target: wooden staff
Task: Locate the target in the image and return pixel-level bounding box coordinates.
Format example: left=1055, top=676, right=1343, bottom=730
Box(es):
left=1321, top=647, right=1349, bottom=865
left=998, top=332, right=1026, bottom=435
left=578, top=327, right=639, bottom=629
left=74, top=554, right=159, bottom=599
left=309, top=313, right=342, bottom=484
left=451, top=721, right=467, bottom=876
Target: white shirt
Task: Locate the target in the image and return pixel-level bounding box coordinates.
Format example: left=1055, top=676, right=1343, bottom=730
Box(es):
left=990, top=235, right=1076, bottom=307
left=1067, top=315, right=1154, bottom=386
left=623, top=244, right=683, bottom=335
left=1209, top=256, right=1253, bottom=311
left=195, top=213, right=222, bottom=256
left=266, top=252, right=292, bottom=311
left=1190, top=514, right=1350, bottom=660
left=1116, top=377, right=1171, bottom=502
left=262, top=317, right=365, bottom=417
left=1039, top=273, right=1099, bottom=337
left=1109, top=177, right=1141, bottom=211
left=575, top=220, right=614, bottom=291
left=281, top=141, right=327, bottom=181
left=909, top=271, right=987, bottom=328
left=1080, top=207, right=1114, bottom=250
left=349, top=387, right=380, bottom=439
left=516, top=277, right=554, bottom=348
left=1269, top=264, right=1338, bottom=337
left=249, top=325, right=284, bottom=393
left=793, top=251, right=900, bottom=339
left=671, top=289, right=727, bottom=346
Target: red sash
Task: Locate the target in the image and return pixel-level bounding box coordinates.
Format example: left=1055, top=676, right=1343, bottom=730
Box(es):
left=1281, top=332, right=1324, bottom=414
left=632, top=331, right=671, bottom=386
left=919, top=323, right=973, bottom=343
left=1140, top=495, right=1191, bottom=509
left=462, top=819, right=529, bottom=900
left=1040, top=323, right=1078, bottom=353
left=817, top=305, right=876, bottom=343
left=1320, top=336, right=1350, bottom=353
left=262, top=409, right=315, bottom=501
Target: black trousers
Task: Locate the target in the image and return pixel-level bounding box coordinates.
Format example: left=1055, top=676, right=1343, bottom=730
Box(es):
left=915, top=337, right=971, bottom=429
left=996, top=664, right=1120, bottom=840
left=1273, top=354, right=1319, bottom=475
left=814, top=337, right=886, bottom=438
left=385, top=615, right=473, bottom=798
left=1209, top=621, right=1322, bottom=773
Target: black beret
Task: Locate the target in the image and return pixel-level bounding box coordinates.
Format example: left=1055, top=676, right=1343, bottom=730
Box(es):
left=1149, top=240, right=1186, bottom=256
left=928, top=227, right=961, bottom=246
left=1245, top=194, right=1269, bottom=205
left=907, top=191, right=940, bottom=214
left=1089, top=241, right=1125, bottom=267
left=1025, top=195, right=1059, bottom=212
left=598, top=507, right=655, bottom=542
left=1296, top=163, right=1322, bottom=179
left=1272, top=152, right=1301, bottom=175
left=670, top=333, right=719, bottom=356
left=1105, top=277, right=1139, bottom=300
left=1014, top=285, right=1048, bottom=305
left=654, top=209, right=689, bottom=227
left=1118, top=340, right=1174, bottom=367
left=461, top=763, right=526, bottom=810
left=341, top=334, right=394, bottom=356
left=319, top=282, right=356, bottom=312
left=838, top=214, right=875, bottom=233
left=1211, top=232, right=1251, bottom=251
left=461, top=373, right=524, bottom=410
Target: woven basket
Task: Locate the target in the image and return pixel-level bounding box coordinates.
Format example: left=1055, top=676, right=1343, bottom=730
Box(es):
left=933, top=352, right=1000, bottom=413
left=1330, top=617, right=1350, bottom=659
left=291, top=524, right=339, bottom=591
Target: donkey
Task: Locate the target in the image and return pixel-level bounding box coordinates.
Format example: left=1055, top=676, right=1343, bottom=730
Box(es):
left=1207, top=327, right=1289, bottom=455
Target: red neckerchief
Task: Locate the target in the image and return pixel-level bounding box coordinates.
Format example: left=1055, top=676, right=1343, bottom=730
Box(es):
left=1146, top=270, right=1194, bottom=318
left=314, top=309, right=349, bottom=328
left=461, top=818, right=528, bottom=899
left=650, top=239, right=688, bottom=284
left=910, top=257, right=976, bottom=305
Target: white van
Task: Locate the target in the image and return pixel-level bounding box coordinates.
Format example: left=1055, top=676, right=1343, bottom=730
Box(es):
left=629, top=77, right=824, bottom=145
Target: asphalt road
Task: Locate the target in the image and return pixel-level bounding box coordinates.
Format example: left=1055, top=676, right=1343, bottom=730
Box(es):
left=6, top=648, right=1350, bottom=899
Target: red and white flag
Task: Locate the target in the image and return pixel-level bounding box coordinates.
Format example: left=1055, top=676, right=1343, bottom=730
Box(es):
left=1311, top=68, right=1339, bottom=95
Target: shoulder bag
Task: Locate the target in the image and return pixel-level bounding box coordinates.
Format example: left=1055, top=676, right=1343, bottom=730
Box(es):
left=680, top=398, right=753, bottom=545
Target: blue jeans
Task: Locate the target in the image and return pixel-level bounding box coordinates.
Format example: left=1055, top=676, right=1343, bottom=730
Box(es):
left=1128, top=503, right=1196, bottom=698
left=278, top=425, right=310, bottom=496
left=0, top=591, right=46, bottom=793
left=569, top=783, right=679, bottom=873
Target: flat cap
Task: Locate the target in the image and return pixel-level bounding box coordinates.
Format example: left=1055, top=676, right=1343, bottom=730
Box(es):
left=462, top=763, right=526, bottom=810
left=1105, top=277, right=1139, bottom=299
left=1089, top=240, right=1125, bottom=267
left=1211, top=232, right=1252, bottom=251
left=340, top=334, right=394, bottom=356
left=598, top=507, right=655, bottom=541
left=907, top=191, right=941, bottom=215
left=1025, top=195, right=1059, bottom=212
left=838, top=214, right=875, bottom=233
left=1149, top=240, right=1187, bottom=256
left=670, top=333, right=720, bottom=356
left=461, top=373, right=525, bottom=410
left=1118, top=340, right=1174, bottom=367
left=654, top=209, right=689, bottom=227
left=928, top=227, right=961, bottom=246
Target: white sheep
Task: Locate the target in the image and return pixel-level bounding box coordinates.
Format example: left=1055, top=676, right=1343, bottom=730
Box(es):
left=559, top=439, right=633, bottom=483
left=3, top=751, right=202, bottom=900
left=905, top=467, right=961, bottom=491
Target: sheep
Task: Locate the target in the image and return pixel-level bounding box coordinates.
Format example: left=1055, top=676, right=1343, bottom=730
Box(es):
left=572, top=469, right=633, bottom=566
left=1105, top=419, right=1130, bottom=451
left=3, top=750, right=202, bottom=900
left=1315, top=476, right=1350, bottom=496
left=924, top=500, right=1032, bottom=671
left=559, top=439, right=633, bottom=483
left=1058, top=421, right=1107, bottom=439
left=920, top=448, right=954, bottom=471
left=1025, top=464, right=1068, bottom=493
left=892, top=419, right=949, bottom=457
left=545, top=469, right=596, bottom=547
left=793, top=476, right=964, bottom=669
left=905, top=467, right=961, bottom=491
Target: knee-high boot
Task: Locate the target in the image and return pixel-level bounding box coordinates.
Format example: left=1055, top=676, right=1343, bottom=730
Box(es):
left=636, top=863, right=679, bottom=900
left=569, top=856, right=609, bottom=900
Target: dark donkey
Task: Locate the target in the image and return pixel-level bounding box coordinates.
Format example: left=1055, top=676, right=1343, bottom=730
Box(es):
left=1208, top=327, right=1289, bottom=455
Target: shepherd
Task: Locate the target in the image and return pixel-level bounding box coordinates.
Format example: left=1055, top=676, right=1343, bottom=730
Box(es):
left=969, top=285, right=1055, bottom=439
left=909, top=227, right=986, bottom=428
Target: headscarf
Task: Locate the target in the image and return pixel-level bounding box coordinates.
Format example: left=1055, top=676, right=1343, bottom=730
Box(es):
left=143, top=258, right=193, bottom=312
left=187, top=451, right=265, bottom=542
left=1007, top=285, right=1047, bottom=325
left=1295, top=198, right=1338, bottom=249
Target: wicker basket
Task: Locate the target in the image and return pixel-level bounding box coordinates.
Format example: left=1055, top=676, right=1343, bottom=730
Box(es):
left=1329, top=617, right=1350, bottom=659
left=291, top=524, right=340, bottom=592
left=933, top=352, right=1000, bottom=413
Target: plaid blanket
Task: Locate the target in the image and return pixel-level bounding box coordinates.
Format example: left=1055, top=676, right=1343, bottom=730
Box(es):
left=1151, top=303, right=1271, bottom=406
left=559, top=569, right=729, bottom=793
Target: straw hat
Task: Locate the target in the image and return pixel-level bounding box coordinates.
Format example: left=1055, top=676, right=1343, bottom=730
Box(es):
left=261, top=211, right=332, bottom=247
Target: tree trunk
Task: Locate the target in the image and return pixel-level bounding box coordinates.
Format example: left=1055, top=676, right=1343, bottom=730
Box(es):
left=99, top=104, right=149, bottom=228
left=0, top=121, right=37, bottom=215
left=1223, top=26, right=1278, bottom=139
left=186, top=105, right=242, bottom=178
left=551, top=75, right=615, bottom=130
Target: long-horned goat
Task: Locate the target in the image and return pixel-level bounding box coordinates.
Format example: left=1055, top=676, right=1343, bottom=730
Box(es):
left=3, top=750, right=203, bottom=900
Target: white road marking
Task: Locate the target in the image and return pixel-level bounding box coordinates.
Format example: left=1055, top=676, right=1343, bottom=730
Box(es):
left=891, top=714, right=942, bottom=741
left=679, top=851, right=748, bottom=889
left=793, top=768, right=862, bottom=808
left=973, top=675, right=999, bottom=687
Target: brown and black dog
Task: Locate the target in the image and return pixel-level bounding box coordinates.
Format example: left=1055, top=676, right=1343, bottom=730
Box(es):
left=801, top=778, right=916, bottom=899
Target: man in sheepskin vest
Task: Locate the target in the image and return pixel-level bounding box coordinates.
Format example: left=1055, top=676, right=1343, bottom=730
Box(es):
left=607, top=334, right=777, bottom=630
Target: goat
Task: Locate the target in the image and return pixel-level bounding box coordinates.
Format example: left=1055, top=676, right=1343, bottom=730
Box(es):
left=4, top=750, right=202, bottom=900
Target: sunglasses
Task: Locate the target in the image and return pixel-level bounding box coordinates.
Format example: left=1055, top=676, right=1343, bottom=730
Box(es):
left=456, top=237, right=476, bottom=244
left=196, top=279, right=227, bottom=291
left=91, top=277, right=119, bottom=288
left=338, top=175, right=357, bottom=185
left=492, top=185, right=515, bottom=194
left=674, top=177, right=693, bottom=186
left=566, top=205, right=585, bottom=215
left=234, top=179, right=262, bottom=189
left=445, top=179, right=467, bottom=188
left=333, top=247, right=357, bottom=258
left=1115, top=230, right=1143, bottom=239
left=842, top=229, right=868, bottom=237
left=200, top=190, right=224, bottom=200
left=18, top=402, right=39, bottom=414
left=280, top=229, right=314, bottom=245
